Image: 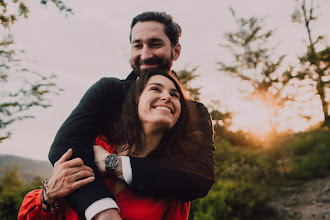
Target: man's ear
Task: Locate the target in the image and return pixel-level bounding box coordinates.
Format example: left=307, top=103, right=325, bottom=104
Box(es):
left=173, top=43, right=181, bottom=61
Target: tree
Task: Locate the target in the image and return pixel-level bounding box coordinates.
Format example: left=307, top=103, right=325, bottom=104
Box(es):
left=291, top=0, right=330, bottom=124
left=176, top=66, right=202, bottom=101
left=0, top=1, right=71, bottom=142
left=0, top=166, right=24, bottom=219
left=208, top=100, right=232, bottom=141
left=1, top=0, right=72, bottom=29
left=217, top=10, right=290, bottom=134
left=0, top=36, right=63, bottom=142
left=217, top=7, right=329, bottom=133
left=218, top=10, right=287, bottom=100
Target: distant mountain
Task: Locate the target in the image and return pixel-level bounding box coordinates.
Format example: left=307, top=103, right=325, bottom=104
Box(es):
left=0, top=154, right=52, bottom=184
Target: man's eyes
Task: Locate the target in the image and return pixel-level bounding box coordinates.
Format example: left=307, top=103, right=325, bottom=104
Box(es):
left=151, top=43, right=163, bottom=47
left=132, top=44, right=142, bottom=48
left=132, top=42, right=163, bottom=49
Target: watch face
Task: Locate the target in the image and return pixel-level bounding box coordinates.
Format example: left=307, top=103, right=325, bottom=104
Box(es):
left=105, top=154, right=118, bottom=171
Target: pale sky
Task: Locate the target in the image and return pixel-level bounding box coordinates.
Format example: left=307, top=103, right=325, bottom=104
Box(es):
left=1, top=0, right=329, bottom=161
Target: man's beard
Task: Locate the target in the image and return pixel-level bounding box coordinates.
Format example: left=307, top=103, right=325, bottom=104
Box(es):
left=130, top=53, right=174, bottom=76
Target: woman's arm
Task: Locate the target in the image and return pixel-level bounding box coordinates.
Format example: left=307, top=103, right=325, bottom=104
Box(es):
left=18, top=189, right=58, bottom=220
left=18, top=149, right=95, bottom=220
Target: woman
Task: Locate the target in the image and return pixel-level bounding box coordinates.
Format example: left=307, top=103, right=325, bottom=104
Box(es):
left=18, top=70, right=201, bottom=219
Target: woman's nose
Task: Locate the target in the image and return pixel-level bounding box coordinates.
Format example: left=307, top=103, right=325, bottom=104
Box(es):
left=161, top=92, right=171, bottom=102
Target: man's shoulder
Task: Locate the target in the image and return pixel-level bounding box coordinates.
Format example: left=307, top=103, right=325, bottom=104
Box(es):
left=191, top=100, right=208, bottom=111
left=98, top=77, right=125, bottom=84
left=92, top=77, right=125, bottom=91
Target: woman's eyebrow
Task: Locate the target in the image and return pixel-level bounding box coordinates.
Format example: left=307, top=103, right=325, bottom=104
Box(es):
left=148, top=82, right=163, bottom=87
left=148, top=83, right=179, bottom=93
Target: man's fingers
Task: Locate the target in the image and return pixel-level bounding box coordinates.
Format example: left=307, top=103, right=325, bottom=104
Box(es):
left=70, top=165, right=94, bottom=174
left=72, top=176, right=95, bottom=190
left=55, top=148, right=73, bottom=165
left=75, top=170, right=94, bottom=180
left=65, top=157, right=85, bottom=168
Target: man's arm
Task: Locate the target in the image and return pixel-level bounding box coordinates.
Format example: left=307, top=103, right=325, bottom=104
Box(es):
left=48, top=77, right=124, bottom=217
left=128, top=101, right=215, bottom=201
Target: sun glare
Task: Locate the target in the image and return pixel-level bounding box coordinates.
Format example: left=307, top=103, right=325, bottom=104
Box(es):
left=230, top=98, right=276, bottom=138
left=229, top=94, right=324, bottom=140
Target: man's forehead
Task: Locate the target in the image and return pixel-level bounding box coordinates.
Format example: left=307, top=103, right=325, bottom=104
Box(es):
left=131, top=21, right=168, bottom=41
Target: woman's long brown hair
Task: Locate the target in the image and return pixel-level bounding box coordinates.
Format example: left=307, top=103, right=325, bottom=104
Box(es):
left=106, top=69, right=202, bottom=161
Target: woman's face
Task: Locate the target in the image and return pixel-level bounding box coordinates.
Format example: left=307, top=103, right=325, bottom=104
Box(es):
left=138, top=74, right=181, bottom=133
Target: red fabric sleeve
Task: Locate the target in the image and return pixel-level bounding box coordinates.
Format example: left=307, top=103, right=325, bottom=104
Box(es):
left=18, top=189, right=80, bottom=220
left=18, top=189, right=62, bottom=220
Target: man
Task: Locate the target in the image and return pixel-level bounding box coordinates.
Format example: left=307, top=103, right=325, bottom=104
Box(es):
left=48, top=11, right=215, bottom=219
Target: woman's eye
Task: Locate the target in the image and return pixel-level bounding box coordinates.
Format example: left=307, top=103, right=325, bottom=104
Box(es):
left=150, top=87, right=160, bottom=92
left=171, top=93, right=179, bottom=98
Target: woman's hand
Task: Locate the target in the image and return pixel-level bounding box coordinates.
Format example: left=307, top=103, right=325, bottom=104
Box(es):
left=93, top=145, right=127, bottom=177
left=46, top=148, right=95, bottom=201
left=93, top=145, right=110, bottom=173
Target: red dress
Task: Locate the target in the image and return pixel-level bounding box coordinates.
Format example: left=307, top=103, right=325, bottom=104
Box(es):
left=18, top=136, right=190, bottom=220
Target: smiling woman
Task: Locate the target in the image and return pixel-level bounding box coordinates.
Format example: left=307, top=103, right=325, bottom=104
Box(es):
left=138, top=74, right=181, bottom=136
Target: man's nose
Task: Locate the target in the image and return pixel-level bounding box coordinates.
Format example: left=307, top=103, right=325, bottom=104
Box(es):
left=140, top=46, right=153, bottom=60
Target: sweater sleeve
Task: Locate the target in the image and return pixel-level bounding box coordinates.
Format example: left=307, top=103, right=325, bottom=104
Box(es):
left=129, top=101, right=215, bottom=201
left=48, top=77, right=124, bottom=217
left=18, top=190, right=61, bottom=220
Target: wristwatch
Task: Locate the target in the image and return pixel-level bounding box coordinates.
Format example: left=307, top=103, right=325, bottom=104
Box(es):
left=104, top=154, right=119, bottom=171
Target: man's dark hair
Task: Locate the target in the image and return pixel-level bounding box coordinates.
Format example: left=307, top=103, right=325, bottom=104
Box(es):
left=129, top=11, right=182, bottom=47
left=107, top=69, right=201, bottom=161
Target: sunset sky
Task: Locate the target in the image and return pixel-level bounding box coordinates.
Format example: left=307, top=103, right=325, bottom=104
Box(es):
left=1, top=0, right=329, bottom=160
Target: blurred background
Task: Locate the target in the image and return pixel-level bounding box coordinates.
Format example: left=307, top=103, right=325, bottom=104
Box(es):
left=0, top=0, right=329, bottom=219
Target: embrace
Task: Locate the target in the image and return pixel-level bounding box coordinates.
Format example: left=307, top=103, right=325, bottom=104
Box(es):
left=19, top=11, right=215, bottom=220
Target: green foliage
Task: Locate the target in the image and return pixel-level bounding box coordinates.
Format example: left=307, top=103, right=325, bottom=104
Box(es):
left=0, top=36, right=63, bottom=142
left=190, top=180, right=272, bottom=220
left=176, top=66, right=201, bottom=101
left=189, top=127, right=330, bottom=219
left=290, top=0, right=330, bottom=123
left=0, top=0, right=72, bottom=29
left=275, top=128, right=330, bottom=179
left=0, top=166, right=44, bottom=220
left=207, top=100, right=233, bottom=141
left=218, top=13, right=286, bottom=97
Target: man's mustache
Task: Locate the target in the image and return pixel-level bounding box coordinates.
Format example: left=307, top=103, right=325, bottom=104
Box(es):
left=138, top=57, right=163, bottom=66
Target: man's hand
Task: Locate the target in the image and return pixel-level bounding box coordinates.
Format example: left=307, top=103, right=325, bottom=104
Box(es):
left=93, top=208, right=122, bottom=220
left=46, top=148, right=95, bottom=201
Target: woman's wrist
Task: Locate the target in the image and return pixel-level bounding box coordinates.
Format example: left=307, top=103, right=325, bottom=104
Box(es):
left=41, top=179, right=58, bottom=212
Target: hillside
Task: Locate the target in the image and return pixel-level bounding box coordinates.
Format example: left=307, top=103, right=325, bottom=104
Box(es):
left=0, top=154, right=52, bottom=184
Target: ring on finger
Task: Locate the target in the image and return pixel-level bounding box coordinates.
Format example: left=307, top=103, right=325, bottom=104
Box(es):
left=76, top=172, right=80, bottom=180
